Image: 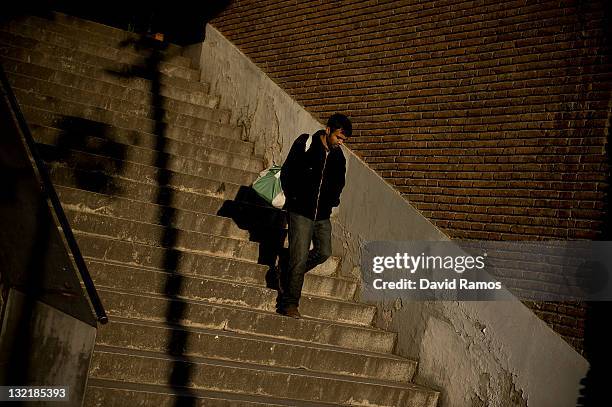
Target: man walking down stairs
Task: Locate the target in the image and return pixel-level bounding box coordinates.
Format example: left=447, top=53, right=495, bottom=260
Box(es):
left=0, top=12, right=440, bottom=406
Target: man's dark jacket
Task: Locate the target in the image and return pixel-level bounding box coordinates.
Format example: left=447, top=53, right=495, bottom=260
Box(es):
left=281, top=130, right=346, bottom=220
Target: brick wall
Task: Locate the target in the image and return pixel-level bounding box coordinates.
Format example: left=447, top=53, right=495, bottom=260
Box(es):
left=211, top=0, right=612, bottom=354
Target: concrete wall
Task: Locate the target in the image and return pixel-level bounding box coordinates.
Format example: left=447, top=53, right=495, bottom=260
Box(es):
left=0, top=289, right=96, bottom=407
left=184, top=34, right=320, bottom=168
left=187, top=25, right=589, bottom=407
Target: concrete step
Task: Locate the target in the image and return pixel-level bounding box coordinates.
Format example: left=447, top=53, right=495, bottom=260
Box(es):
left=0, top=21, right=197, bottom=80
left=97, top=288, right=396, bottom=353
left=14, top=87, right=242, bottom=141
left=87, top=260, right=373, bottom=326
left=52, top=167, right=345, bottom=277
left=48, top=167, right=347, bottom=282
left=42, top=154, right=249, bottom=207
left=14, top=13, right=192, bottom=68
left=88, top=347, right=438, bottom=406
left=49, top=166, right=341, bottom=274
left=86, top=379, right=294, bottom=406
left=78, top=233, right=349, bottom=301
left=79, top=234, right=267, bottom=284
left=0, top=34, right=214, bottom=105
left=95, top=317, right=416, bottom=384
left=36, top=135, right=258, bottom=188
left=46, top=160, right=255, bottom=216
left=67, top=209, right=261, bottom=263
left=58, top=185, right=250, bottom=241
left=56, top=191, right=355, bottom=300
left=58, top=187, right=353, bottom=297
left=5, top=68, right=228, bottom=124
left=30, top=122, right=263, bottom=178
left=301, top=260, right=354, bottom=296
left=31, top=123, right=262, bottom=174
left=310, top=256, right=341, bottom=277
left=25, top=107, right=254, bottom=157
left=45, top=11, right=186, bottom=55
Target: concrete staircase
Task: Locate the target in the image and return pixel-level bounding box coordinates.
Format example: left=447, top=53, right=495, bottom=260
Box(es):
left=0, top=12, right=440, bottom=406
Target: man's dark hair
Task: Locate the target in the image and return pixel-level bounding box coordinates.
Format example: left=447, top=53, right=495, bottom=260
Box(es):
left=327, top=113, right=352, bottom=138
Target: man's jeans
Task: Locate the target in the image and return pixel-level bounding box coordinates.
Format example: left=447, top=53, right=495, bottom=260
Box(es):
left=279, top=211, right=331, bottom=309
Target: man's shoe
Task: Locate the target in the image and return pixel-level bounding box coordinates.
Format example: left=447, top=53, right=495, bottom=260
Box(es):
left=278, top=306, right=301, bottom=319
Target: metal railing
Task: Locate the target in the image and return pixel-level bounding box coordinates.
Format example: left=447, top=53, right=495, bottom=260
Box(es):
left=0, top=65, right=107, bottom=324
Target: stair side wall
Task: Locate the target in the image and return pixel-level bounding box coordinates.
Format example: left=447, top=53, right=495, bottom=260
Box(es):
left=183, top=36, right=319, bottom=167
left=0, top=290, right=96, bottom=407
left=189, top=24, right=589, bottom=407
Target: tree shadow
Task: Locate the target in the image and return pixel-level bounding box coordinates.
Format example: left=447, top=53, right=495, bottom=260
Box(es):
left=37, top=116, right=130, bottom=195
left=109, top=33, right=196, bottom=406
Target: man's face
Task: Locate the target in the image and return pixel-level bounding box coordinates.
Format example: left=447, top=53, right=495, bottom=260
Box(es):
left=326, top=127, right=347, bottom=149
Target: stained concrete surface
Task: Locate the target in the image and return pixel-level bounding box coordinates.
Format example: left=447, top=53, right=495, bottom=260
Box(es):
left=0, top=289, right=96, bottom=407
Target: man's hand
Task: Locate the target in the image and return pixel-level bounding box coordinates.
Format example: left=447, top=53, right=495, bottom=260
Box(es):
left=331, top=206, right=340, bottom=218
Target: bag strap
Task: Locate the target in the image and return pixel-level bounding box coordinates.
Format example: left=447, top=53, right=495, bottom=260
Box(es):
left=305, top=133, right=313, bottom=152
